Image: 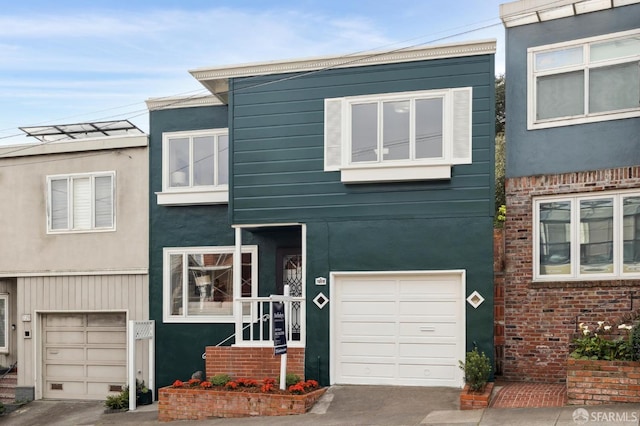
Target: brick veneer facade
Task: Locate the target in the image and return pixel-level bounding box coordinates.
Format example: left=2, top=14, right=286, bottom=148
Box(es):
left=205, top=346, right=305, bottom=380
left=503, top=166, right=640, bottom=383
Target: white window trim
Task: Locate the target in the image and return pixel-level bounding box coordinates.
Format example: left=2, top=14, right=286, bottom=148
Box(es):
left=324, top=87, right=472, bottom=183
left=528, top=28, right=640, bottom=130
left=157, top=129, right=229, bottom=205
left=0, top=294, right=7, bottom=354
left=533, top=190, right=640, bottom=282
left=162, top=245, right=258, bottom=323
left=46, top=171, right=116, bottom=234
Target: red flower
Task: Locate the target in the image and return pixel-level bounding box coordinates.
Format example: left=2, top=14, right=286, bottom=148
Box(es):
left=172, top=380, right=184, bottom=388
left=187, top=378, right=201, bottom=387
left=263, top=378, right=276, bottom=386
left=199, top=381, right=212, bottom=389
left=225, top=381, right=238, bottom=390
left=304, top=379, right=319, bottom=389
left=288, top=383, right=305, bottom=394
left=237, top=378, right=258, bottom=387
left=260, top=383, right=275, bottom=393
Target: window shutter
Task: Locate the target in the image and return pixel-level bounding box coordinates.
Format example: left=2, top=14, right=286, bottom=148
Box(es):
left=50, top=179, right=69, bottom=230
left=324, top=98, right=343, bottom=171
left=73, top=177, right=91, bottom=229
left=94, top=175, right=113, bottom=228
left=451, top=87, right=472, bottom=165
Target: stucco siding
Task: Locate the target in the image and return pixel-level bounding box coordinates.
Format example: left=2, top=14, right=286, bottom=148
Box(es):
left=0, top=144, right=148, bottom=275
left=505, top=4, right=640, bottom=178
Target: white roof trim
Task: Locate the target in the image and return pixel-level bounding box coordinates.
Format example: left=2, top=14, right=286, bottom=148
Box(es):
left=190, top=40, right=496, bottom=103
left=0, top=134, right=148, bottom=159
left=145, top=95, right=223, bottom=111
left=500, top=0, right=640, bottom=27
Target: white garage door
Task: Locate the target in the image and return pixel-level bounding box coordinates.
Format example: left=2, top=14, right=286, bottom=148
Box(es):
left=43, top=313, right=126, bottom=400
left=332, top=272, right=465, bottom=387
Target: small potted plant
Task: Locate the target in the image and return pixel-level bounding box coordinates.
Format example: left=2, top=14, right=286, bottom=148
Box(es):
left=136, top=380, right=153, bottom=406
left=458, top=347, right=493, bottom=410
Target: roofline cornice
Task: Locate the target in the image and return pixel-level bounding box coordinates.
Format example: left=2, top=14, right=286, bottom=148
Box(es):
left=145, top=95, right=223, bottom=111
left=190, top=40, right=496, bottom=80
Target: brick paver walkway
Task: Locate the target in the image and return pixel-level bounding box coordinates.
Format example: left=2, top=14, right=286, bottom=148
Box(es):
left=489, top=382, right=567, bottom=408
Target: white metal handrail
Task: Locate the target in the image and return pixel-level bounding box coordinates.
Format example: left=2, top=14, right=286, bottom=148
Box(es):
left=236, top=296, right=305, bottom=345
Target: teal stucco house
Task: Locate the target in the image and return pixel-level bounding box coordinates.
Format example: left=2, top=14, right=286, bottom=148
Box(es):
left=146, top=39, right=496, bottom=389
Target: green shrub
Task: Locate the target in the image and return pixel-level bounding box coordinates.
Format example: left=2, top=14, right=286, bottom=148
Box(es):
left=459, top=348, right=492, bottom=392
left=571, top=322, right=634, bottom=361
left=285, top=373, right=301, bottom=387
left=104, top=388, right=128, bottom=410
left=209, top=374, right=232, bottom=387
left=632, top=325, right=640, bottom=361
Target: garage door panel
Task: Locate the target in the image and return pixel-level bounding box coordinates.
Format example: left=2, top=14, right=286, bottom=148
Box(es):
left=87, top=313, right=126, bottom=327
left=339, top=280, right=396, bottom=295
left=46, top=364, right=85, bottom=378
left=340, top=300, right=396, bottom=315
left=86, top=364, right=126, bottom=379
left=87, top=330, right=126, bottom=344
left=333, top=273, right=464, bottom=388
left=399, top=300, right=459, bottom=315
left=341, top=342, right=396, bottom=357
left=87, top=381, right=122, bottom=395
left=45, top=315, right=85, bottom=327
left=341, top=321, right=396, bottom=336
left=87, top=348, right=126, bottom=362
left=45, top=347, right=85, bottom=361
left=45, top=380, right=85, bottom=395
left=398, top=322, right=458, bottom=338
left=399, top=342, right=458, bottom=358
left=398, top=364, right=457, bottom=381
left=339, top=362, right=396, bottom=379
left=45, top=331, right=85, bottom=344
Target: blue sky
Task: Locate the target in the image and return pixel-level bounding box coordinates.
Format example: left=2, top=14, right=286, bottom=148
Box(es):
left=0, top=0, right=506, bottom=145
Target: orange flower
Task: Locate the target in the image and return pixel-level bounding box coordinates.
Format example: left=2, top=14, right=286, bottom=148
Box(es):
left=225, top=381, right=238, bottom=390
left=172, top=380, right=184, bottom=388
left=200, top=381, right=212, bottom=389
left=187, top=378, right=201, bottom=387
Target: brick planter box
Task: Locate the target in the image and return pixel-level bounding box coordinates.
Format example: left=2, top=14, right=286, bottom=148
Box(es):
left=567, top=358, right=640, bottom=405
left=460, top=382, right=494, bottom=410
left=158, top=386, right=327, bottom=421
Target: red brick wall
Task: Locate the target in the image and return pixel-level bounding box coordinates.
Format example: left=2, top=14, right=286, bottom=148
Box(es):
left=205, top=346, right=305, bottom=381
left=567, top=359, right=640, bottom=405
left=158, top=386, right=326, bottom=421
left=504, top=166, right=640, bottom=382
left=494, top=228, right=505, bottom=376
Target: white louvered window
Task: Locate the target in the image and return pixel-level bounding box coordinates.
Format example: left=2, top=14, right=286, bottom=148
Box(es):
left=324, top=87, right=472, bottom=183
left=48, top=172, right=115, bottom=233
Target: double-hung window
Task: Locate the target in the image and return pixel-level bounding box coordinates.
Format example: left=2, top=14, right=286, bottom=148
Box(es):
left=47, top=172, right=115, bottom=233
left=324, top=87, right=472, bottom=183
left=163, top=246, right=257, bottom=323
left=534, top=191, right=640, bottom=280
left=528, top=29, right=640, bottom=129
left=157, top=129, right=229, bottom=205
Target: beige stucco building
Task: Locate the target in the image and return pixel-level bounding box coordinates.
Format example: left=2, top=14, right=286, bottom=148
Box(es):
left=0, top=130, right=149, bottom=401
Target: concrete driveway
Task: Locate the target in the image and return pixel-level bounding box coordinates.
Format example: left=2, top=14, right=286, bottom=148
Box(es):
left=0, top=385, right=461, bottom=425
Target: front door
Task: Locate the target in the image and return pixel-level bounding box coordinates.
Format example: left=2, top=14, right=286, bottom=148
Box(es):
left=276, top=248, right=302, bottom=341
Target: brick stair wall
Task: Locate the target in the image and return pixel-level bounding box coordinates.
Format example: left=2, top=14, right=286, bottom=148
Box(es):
left=0, top=372, right=17, bottom=404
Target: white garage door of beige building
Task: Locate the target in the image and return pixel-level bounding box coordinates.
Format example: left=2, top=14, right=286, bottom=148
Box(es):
left=330, top=272, right=465, bottom=388
left=42, top=312, right=126, bottom=400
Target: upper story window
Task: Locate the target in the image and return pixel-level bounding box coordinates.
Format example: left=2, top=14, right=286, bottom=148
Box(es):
left=534, top=191, right=640, bottom=281
left=157, top=129, right=228, bottom=205
left=528, top=29, right=640, bottom=129
left=47, top=172, right=115, bottom=233
left=324, top=88, right=472, bottom=183
left=163, top=246, right=257, bottom=323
